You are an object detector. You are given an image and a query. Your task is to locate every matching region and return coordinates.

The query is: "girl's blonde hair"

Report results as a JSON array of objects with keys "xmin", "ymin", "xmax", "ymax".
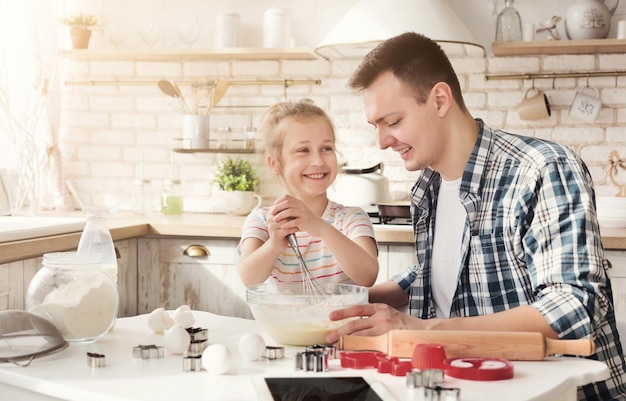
[{"xmin": 259, "ymin": 99, "xmax": 336, "ymax": 160}]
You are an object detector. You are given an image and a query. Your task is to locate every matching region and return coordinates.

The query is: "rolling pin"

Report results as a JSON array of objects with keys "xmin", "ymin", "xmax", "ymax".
[{"xmin": 339, "ymin": 330, "xmax": 595, "ymax": 360}]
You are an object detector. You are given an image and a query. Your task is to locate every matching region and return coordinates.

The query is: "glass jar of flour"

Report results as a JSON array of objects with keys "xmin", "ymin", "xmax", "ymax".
[{"xmin": 25, "ymin": 252, "xmax": 118, "ymax": 344}]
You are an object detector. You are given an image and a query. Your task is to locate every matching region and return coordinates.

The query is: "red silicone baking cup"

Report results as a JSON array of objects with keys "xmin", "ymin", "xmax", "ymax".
[
  {"xmin": 443, "ymin": 357, "xmax": 514, "ymax": 381},
  {"xmin": 411, "ymin": 343, "xmax": 447, "ymax": 370}
]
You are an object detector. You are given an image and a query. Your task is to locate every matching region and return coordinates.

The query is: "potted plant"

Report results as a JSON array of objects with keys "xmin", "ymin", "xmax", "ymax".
[
  {"xmin": 60, "ymin": 13, "xmax": 99, "ymax": 49},
  {"xmin": 214, "ymin": 157, "xmax": 261, "ymax": 215}
]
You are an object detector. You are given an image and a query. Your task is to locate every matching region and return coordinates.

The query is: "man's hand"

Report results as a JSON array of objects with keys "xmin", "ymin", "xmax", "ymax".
[{"xmin": 325, "ymin": 303, "xmax": 417, "ymax": 344}]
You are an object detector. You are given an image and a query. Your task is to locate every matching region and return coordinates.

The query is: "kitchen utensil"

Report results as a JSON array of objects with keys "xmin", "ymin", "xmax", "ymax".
[
  {"xmin": 0, "ymin": 309, "xmax": 69, "ymax": 366},
  {"xmin": 246, "ymin": 282, "xmax": 368, "ymax": 346},
  {"xmin": 331, "ymin": 162, "xmax": 389, "ymax": 214},
  {"xmin": 444, "ymin": 357, "xmax": 514, "ymax": 381},
  {"xmin": 338, "ymin": 330, "xmax": 595, "ymax": 360},
  {"xmin": 212, "ymin": 79, "xmax": 229, "ymax": 107},
  {"xmin": 287, "ymin": 233, "xmax": 332, "ymax": 298},
  {"xmin": 157, "ymin": 80, "xmax": 190, "ymax": 114}
]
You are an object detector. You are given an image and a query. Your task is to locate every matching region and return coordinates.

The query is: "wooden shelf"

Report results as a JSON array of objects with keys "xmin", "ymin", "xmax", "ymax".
[
  {"xmin": 58, "ymin": 47, "xmax": 319, "ymax": 61},
  {"xmin": 173, "ymin": 147, "xmax": 255, "ymax": 154},
  {"xmin": 492, "ymin": 39, "xmax": 626, "ymax": 56}
]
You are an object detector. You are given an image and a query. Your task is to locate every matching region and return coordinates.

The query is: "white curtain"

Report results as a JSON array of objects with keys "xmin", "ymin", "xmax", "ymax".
[{"xmin": 0, "ymin": 0, "xmax": 70, "ymax": 214}]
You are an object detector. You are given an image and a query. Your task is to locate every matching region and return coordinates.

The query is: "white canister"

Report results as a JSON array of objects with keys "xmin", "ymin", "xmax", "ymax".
[
  {"xmin": 214, "ymin": 12, "xmax": 240, "ymax": 48},
  {"xmin": 263, "ymin": 8, "xmax": 292, "ymax": 48},
  {"xmin": 183, "ymin": 115, "xmax": 210, "ymax": 149}
]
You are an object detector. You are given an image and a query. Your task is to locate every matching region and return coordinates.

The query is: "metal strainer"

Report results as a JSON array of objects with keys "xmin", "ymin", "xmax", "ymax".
[{"xmin": 0, "ymin": 309, "xmax": 68, "ymax": 366}]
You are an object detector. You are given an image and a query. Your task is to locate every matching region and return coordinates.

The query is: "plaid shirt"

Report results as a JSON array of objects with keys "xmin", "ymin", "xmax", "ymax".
[{"xmin": 393, "ymin": 120, "xmax": 625, "ymax": 400}]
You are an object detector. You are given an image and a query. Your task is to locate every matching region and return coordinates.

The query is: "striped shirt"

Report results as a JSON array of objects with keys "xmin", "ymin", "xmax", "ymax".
[
  {"xmin": 240, "ymin": 200, "xmax": 376, "ymax": 284},
  {"xmin": 394, "ymin": 120, "xmax": 625, "ymax": 401}
]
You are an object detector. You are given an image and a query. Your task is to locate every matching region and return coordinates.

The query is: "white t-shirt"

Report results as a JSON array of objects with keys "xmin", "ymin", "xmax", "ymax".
[{"xmin": 431, "ymin": 177, "xmax": 466, "ymax": 318}]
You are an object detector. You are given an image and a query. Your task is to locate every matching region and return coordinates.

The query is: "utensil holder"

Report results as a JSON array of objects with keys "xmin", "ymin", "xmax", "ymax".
[{"xmin": 182, "ymin": 115, "xmax": 210, "ymax": 149}]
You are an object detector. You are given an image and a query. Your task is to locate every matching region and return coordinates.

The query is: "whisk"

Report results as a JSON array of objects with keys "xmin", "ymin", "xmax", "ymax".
[{"xmin": 287, "ymin": 234, "xmax": 333, "ymax": 298}]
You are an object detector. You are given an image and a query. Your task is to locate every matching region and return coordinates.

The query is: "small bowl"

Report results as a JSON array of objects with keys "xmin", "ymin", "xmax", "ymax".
[{"xmin": 246, "ymin": 282, "xmax": 368, "ymax": 346}]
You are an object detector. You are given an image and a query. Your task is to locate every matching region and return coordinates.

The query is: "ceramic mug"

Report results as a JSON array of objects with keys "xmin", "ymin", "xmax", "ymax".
[
  {"xmin": 569, "ymin": 86, "xmax": 602, "ymax": 123},
  {"xmin": 517, "ymin": 88, "xmax": 551, "ymax": 120}
]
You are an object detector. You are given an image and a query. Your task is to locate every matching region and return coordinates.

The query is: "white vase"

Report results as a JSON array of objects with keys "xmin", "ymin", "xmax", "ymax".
[
  {"xmin": 565, "ymin": 0, "xmax": 619, "ymax": 40},
  {"xmin": 225, "ymin": 191, "xmax": 262, "ymax": 216}
]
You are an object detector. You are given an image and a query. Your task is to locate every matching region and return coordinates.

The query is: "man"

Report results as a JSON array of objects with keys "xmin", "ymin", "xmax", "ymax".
[{"xmin": 326, "ymin": 32, "xmax": 625, "ymax": 400}]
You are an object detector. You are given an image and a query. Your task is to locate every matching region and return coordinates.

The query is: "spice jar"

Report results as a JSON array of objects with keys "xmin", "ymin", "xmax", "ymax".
[{"xmin": 25, "ymin": 252, "xmax": 119, "ymax": 344}]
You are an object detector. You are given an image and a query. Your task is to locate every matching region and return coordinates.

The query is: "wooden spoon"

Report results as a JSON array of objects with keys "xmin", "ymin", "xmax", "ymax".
[
  {"xmin": 157, "ymin": 79, "xmax": 190, "ymax": 114},
  {"xmin": 212, "ymin": 79, "xmax": 229, "ymax": 107}
]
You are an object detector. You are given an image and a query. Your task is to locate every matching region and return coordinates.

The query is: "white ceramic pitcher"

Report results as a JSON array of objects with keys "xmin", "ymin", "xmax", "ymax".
[{"xmin": 565, "ymin": 0, "xmax": 619, "ymax": 40}]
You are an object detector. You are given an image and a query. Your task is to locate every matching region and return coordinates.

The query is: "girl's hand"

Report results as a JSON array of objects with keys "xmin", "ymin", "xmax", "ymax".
[
  {"xmin": 270, "ymin": 195, "xmax": 323, "ymax": 236},
  {"xmin": 265, "ymin": 212, "xmax": 294, "ymax": 251}
]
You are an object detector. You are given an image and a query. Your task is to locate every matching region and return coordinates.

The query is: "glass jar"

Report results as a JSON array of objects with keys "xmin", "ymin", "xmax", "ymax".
[
  {"xmin": 25, "ymin": 252, "xmax": 119, "ymax": 344},
  {"xmin": 77, "ymin": 210, "xmax": 118, "ymax": 284},
  {"xmin": 495, "ymin": 0, "xmax": 522, "ymax": 42},
  {"xmin": 161, "ymin": 179, "xmax": 183, "ymax": 215}
]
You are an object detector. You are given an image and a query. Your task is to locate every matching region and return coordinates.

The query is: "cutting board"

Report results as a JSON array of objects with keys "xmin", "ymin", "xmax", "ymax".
[{"xmin": 339, "ymin": 330, "xmax": 595, "ymax": 360}]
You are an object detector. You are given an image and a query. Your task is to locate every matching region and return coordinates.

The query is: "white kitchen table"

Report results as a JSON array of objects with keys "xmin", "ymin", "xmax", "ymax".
[{"xmin": 0, "ymin": 311, "xmax": 610, "ymax": 401}]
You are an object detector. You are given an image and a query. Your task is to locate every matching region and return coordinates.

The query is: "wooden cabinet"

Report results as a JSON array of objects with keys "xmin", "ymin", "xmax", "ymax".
[
  {"xmin": 376, "ymin": 243, "xmax": 417, "ymax": 284},
  {"xmin": 0, "ymin": 239, "xmax": 138, "ymax": 318},
  {"xmin": 137, "ymin": 237, "xmax": 252, "ymax": 319}
]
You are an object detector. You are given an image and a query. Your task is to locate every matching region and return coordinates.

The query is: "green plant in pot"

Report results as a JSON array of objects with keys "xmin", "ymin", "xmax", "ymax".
[
  {"xmin": 60, "ymin": 13, "xmax": 99, "ymax": 49},
  {"xmin": 214, "ymin": 157, "xmax": 261, "ymax": 215}
]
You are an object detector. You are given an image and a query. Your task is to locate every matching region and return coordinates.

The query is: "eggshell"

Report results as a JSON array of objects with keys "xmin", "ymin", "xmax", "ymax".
[
  {"xmin": 202, "ymin": 344, "xmax": 232, "ymax": 375},
  {"xmin": 164, "ymin": 326, "xmax": 191, "ymax": 354},
  {"xmin": 147, "ymin": 307, "xmax": 175, "ymax": 333},
  {"xmin": 172, "ymin": 305, "xmax": 195, "ymax": 328},
  {"xmin": 238, "ymin": 332, "xmax": 266, "ymax": 361}
]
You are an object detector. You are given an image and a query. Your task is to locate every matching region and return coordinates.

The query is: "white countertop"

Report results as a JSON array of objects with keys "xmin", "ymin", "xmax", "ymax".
[{"xmin": 0, "ymin": 311, "xmax": 609, "ymax": 401}]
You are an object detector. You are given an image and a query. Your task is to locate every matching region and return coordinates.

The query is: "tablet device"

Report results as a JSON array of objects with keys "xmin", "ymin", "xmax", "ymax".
[{"xmin": 252, "ymin": 376, "xmax": 394, "ymax": 401}]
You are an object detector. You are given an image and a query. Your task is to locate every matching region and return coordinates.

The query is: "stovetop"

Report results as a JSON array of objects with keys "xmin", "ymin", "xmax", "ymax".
[{"xmin": 369, "ymin": 213, "xmax": 412, "ymax": 226}]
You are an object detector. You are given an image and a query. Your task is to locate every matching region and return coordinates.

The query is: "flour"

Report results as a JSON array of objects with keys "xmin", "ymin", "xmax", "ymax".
[{"xmin": 31, "ymin": 274, "xmax": 118, "ymax": 341}]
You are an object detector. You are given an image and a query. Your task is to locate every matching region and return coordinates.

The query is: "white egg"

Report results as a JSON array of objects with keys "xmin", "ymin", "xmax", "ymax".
[
  {"xmin": 238, "ymin": 332, "xmax": 266, "ymax": 361},
  {"xmin": 202, "ymin": 344, "xmax": 232, "ymax": 375},
  {"xmin": 172, "ymin": 305, "xmax": 195, "ymax": 328},
  {"xmin": 164, "ymin": 326, "xmax": 191, "ymax": 354},
  {"xmin": 147, "ymin": 307, "xmax": 175, "ymax": 333}
]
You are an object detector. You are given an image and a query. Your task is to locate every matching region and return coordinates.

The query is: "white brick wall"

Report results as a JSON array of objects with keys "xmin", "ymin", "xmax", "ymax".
[{"xmin": 59, "ymin": 51, "xmax": 626, "ymax": 211}]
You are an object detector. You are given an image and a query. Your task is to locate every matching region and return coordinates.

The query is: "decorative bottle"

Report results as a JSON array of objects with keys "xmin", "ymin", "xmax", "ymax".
[
  {"xmin": 77, "ymin": 209, "xmax": 118, "ymax": 285},
  {"xmin": 495, "ymin": 0, "xmax": 523, "ymax": 42}
]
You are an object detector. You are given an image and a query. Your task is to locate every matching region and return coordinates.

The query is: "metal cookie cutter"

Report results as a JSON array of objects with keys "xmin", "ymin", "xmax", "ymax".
[
  {"xmin": 424, "ymin": 385, "xmax": 461, "ymax": 401},
  {"xmin": 306, "ymin": 344, "xmax": 336, "ymax": 360},
  {"xmin": 406, "ymin": 369, "xmax": 460, "ymax": 401},
  {"xmin": 294, "ymin": 350, "xmax": 327, "ymax": 372},
  {"xmin": 186, "ymin": 340, "xmax": 207, "ymax": 357},
  {"xmin": 186, "ymin": 327, "xmax": 208, "ymax": 342},
  {"xmin": 132, "ymin": 344, "xmax": 164, "ymax": 360},
  {"xmin": 86, "ymin": 352, "xmax": 106, "ymax": 368},
  {"xmin": 183, "ymin": 355, "xmax": 203, "ymax": 372},
  {"xmin": 264, "ymin": 346, "xmax": 285, "ymax": 360}
]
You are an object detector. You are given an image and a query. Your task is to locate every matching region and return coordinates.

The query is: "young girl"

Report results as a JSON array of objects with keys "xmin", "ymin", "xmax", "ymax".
[{"xmin": 238, "ymin": 99, "xmax": 379, "ymax": 287}]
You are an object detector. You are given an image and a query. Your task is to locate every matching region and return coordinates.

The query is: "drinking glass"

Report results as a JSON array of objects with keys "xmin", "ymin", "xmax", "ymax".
[{"xmin": 139, "ymin": 24, "xmax": 162, "ymax": 48}]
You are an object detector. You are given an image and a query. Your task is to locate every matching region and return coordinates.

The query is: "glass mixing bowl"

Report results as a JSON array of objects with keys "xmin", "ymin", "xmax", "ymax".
[{"xmin": 246, "ymin": 282, "xmax": 368, "ymax": 346}]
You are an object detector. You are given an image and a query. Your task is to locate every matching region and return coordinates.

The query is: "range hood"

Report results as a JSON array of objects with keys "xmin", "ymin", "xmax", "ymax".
[{"xmin": 315, "ymin": 0, "xmax": 484, "ymax": 59}]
